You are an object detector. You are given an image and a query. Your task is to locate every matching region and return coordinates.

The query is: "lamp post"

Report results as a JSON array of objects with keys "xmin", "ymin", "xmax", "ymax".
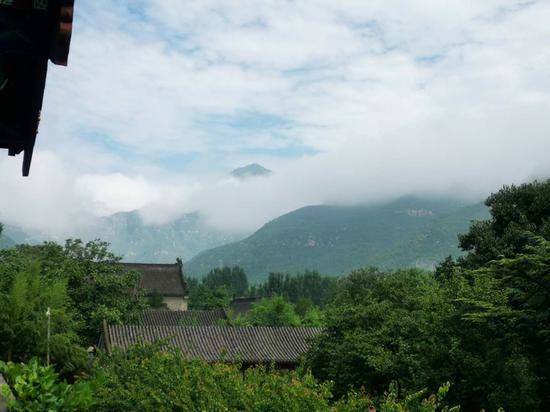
[{"xmin": 46, "ymin": 307, "xmax": 51, "ymax": 366}]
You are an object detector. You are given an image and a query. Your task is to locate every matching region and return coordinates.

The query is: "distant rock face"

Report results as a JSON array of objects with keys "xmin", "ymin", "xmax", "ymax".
[
  {"xmin": 230, "ymin": 163, "xmax": 272, "ymax": 179},
  {"xmin": 405, "ymin": 209, "xmax": 434, "ymax": 217},
  {"xmin": 75, "ymin": 211, "xmax": 248, "ymax": 264},
  {"xmin": 0, "ymin": 211, "xmax": 249, "ymax": 264}
]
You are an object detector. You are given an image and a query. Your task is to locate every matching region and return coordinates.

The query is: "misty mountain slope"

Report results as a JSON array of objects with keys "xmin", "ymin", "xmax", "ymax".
[
  {"xmin": 76, "ymin": 211, "xmax": 248, "ymax": 263},
  {"xmin": 0, "ymin": 233, "xmax": 15, "ymax": 249},
  {"xmin": 185, "ymin": 197, "xmax": 486, "ymax": 281},
  {"xmin": 377, "ymin": 202, "xmax": 489, "ymax": 269},
  {"xmin": 2, "ymin": 224, "xmax": 36, "ymax": 245},
  {"xmin": 0, "ymin": 211, "xmax": 248, "ymax": 263}
]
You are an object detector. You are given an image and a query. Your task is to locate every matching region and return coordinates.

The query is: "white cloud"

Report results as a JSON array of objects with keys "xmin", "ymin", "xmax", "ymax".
[
  {"xmin": 0, "ymin": 152, "xmax": 89, "ymax": 234},
  {"xmin": 2, "ymin": 0, "xmax": 550, "ymax": 234}
]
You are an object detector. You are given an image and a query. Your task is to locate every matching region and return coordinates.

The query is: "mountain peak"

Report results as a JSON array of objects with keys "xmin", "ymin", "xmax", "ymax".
[{"xmin": 230, "ymin": 163, "xmax": 272, "ymax": 179}]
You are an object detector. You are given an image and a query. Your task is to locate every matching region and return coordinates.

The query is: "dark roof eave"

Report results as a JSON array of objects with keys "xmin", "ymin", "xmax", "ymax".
[{"xmin": 145, "ymin": 292, "xmax": 186, "ymax": 298}]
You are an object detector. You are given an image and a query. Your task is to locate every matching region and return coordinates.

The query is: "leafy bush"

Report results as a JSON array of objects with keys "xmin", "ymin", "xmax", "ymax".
[
  {"xmin": 85, "ymin": 343, "xmax": 457, "ymax": 411},
  {"xmin": 233, "ymin": 295, "xmax": 302, "ymax": 326},
  {"xmin": 231, "ymin": 295, "xmax": 325, "ymax": 327},
  {"xmin": 87, "ymin": 343, "xmax": 332, "ymax": 411},
  {"xmin": 0, "ymin": 358, "xmax": 92, "ymax": 411},
  {"xmin": 333, "ymin": 382, "xmax": 459, "ymax": 412}
]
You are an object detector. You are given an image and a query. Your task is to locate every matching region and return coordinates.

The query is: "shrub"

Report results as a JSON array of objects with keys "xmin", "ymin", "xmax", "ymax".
[
  {"xmin": 87, "ymin": 343, "xmax": 332, "ymax": 411},
  {"xmin": 0, "ymin": 358, "xmax": 92, "ymax": 411}
]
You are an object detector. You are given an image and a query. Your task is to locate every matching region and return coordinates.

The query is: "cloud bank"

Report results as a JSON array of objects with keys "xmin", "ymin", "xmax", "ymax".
[{"xmin": 2, "ymin": 0, "xmax": 550, "ymax": 234}]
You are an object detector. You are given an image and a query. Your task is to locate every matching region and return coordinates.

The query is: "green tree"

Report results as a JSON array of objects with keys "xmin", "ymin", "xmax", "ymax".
[
  {"xmin": 0, "ymin": 239, "xmax": 148, "ymax": 345},
  {"xmin": 305, "ymin": 264, "xmax": 544, "ymax": 410},
  {"xmin": 305, "ymin": 268, "xmax": 449, "ymax": 398},
  {"xmin": 456, "ymin": 179, "xmax": 550, "ymax": 269},
  {"xmin": 234, "ymin": 296, "xmax": 302, "ymax": 326},
  {"xmin": 0, "ymin": 262, "xmax": 85, "ymax": 372},
  {"xmin": 84, "ymin": 343, "xmax": 457, "ymax": 411},
  {"xmin": 436, "ymin": 180, "xmax": 550, "ymax": 409},
  {"xmin": 202, "ymin": 266, "xmax": 249, "ymax": 297},
  {"xmin": 257, "ymin": 270, "xmax": 337, "ymax": 307},
  {"xmin": 57, "ymin": 239, "xmax": 149, "ymax": 342},
  {"xmin": 147, "ymin": 289, "xmax": 168, "ymax": 309},
  {"xmin": 441, "ymin": 239, "xmax": 548, "ymax": 410},
  {"xmin": 188, "ymin": 284, "xmax": 232, "ymax": 310}
]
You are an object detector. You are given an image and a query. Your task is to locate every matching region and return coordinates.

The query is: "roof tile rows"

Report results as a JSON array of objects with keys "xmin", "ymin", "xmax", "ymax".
[
  {"xmin": 121, "ymin": 262, "xmax": 185, "ymax": 297},
  {"xmin": 102, "ymin": 324, "xmax": 322, "ymax": 365}
]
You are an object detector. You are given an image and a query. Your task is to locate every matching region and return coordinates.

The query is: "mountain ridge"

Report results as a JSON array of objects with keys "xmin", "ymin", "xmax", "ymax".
[
  {"xmin": 185, "ymin": 197, "xmax": 489, "ymax": 281},
  {"xmin": 1, "ymin": 211, "xmax": 248, "ymax": 263}
]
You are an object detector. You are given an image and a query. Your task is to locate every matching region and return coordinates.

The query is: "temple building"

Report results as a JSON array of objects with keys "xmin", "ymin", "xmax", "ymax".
[
  {"xmin": 122, "ymin": 262, "xmax": 188, "ymax": 311},
  {"xmin": 100, "ymin": 323, "xmax": 322, "ymax": 369}
]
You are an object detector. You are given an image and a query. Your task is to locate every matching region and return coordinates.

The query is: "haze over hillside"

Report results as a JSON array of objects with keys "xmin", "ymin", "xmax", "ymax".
[
  {"xmin": 185, "ymin": 197, "xmax": 489, "ymax": 282},
  {"xmin": 1, "ymin": 194, "xmax": 489, "ymax": 273},
  {"xmin": 2, "ymin": 211, "xmax": 248, "ymax": 263},
  {"xmin": 0, "ymin": 232, "xmax": 14, "ymax": 249},
  {"xmin": 1, "ymin": 1, "xmax": 549, "ymax": 249}
]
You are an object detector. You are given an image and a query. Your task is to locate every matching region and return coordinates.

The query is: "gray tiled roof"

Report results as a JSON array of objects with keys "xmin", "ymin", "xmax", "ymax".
[
  {"xmin": 139, "ymin": 310, "xmax": 227, "ymax": 326},
  {"xmin": 122, "ymin": 263, "xmax": 185, "ymax": 297},
  {"xmin": 101, "ymin": 324, "xmax": 322, "ymax": 365}
]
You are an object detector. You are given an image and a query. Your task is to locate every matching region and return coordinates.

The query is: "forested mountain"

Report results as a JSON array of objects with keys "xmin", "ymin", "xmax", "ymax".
[
  {"xmin": 1, "ymin": 197, "xmax": 488, "ymax": 270},
  {"xmin": 185, "ymin": 197, "xmax": 489, "ymax": 281}
]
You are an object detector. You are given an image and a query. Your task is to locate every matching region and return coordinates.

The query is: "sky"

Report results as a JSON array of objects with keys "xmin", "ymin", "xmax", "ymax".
[{"xmin": 1, "ymin": 0, "xmax": 550, "ymax": 234}]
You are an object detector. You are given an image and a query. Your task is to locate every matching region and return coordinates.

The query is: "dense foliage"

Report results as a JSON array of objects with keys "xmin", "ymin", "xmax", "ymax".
[
  {"xmin": 0, "ymin": 262, "xmax": 85, "ymax": 374},
  {"xmin": 307, "ymin": 180, "xmax": 550, "ymax": 411},
  {"xmin": 186, "ymin": 276, "xmax": 232, "ymax": 310},
  {"xmin": 0, "ymin": 359, "xmax": 93, "ymax": 411},
  {"xmin": 186, "ymin": 265, "xmax": 251, "ymax": 310},
  {"xmin": 87, "ymin": 344, "xmax": 331, "ymax": 411},
  {"xmin": 84, "ymin": 343, "xmax": 455, "ymax": 412},
  {"xmin": 456, "ymin": 180, "xmax": 550, "ymax": 268},
  {"xmin": 0, "ymin": 240, "xmax": 148, "ymax": 375},
  {"xmin": 202, "ymin": 265, "xmax": 249, "ymax": 296},
  {"xmin": 187, "ymin": 267, "xmax": 336, "ymax": 319},
  {"xmin": 233, "ymin": 295, "xmax": 324, "ymax": 327},
  {"xmin": 252, "ymin": 270, "xmax": 337, "ymax": 307},
  {"xmin": 186, "ymin": 267, "xmax": 330, "ymax": 326}
]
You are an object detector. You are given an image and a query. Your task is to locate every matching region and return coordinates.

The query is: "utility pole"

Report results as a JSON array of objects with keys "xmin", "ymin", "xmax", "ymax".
[{"xmin": 46, "ymin": 307, "xmax": 51, "ymax": 366}]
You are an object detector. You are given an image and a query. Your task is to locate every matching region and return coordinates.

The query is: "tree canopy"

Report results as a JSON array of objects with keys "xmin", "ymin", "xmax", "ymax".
[
  {"xmin": 307, "ymin": 181, "xmax": 550, "ymax": 411},
  {"xmin": 0, "ymin": 239, "xmax": 148, "ymax": 374}
]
